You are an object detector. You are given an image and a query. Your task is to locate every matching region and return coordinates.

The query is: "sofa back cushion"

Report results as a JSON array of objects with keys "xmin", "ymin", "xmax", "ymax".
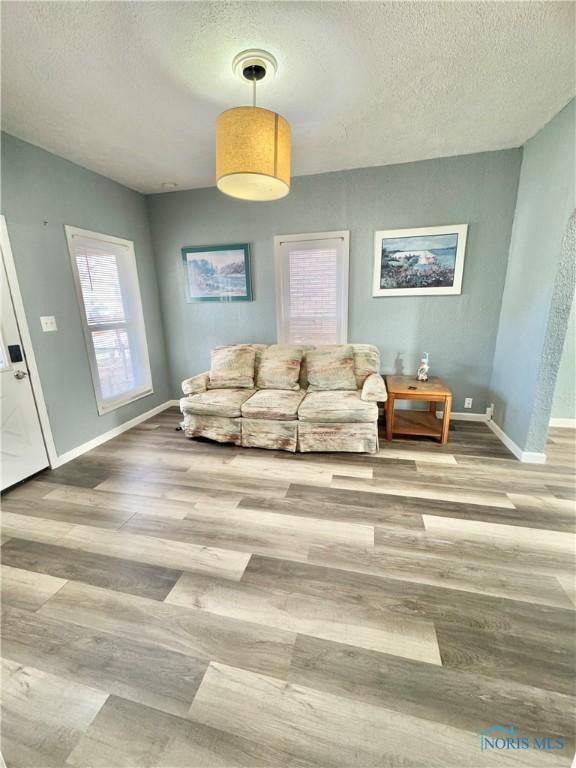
[
  {"xmin": 298, "ymin": 344, "xmax": 380, "ymax": 389},
  {"xmin": 256, "ymin": 345, "xmax": 303, "ymax": 391},
  {"xmin": 305, "ymin": 345, "xmax": 357, "ymax": 391},
  {"xmin": 352, "ymin": 344, "xmax": 381, "ymax": 388},
  {"xmin": 205, "ymin": 342, "xmax": 380, "ymax": 390},
  {"xmin": 208, "ymin": 345, "xmax": 256, "ymax": 389}
]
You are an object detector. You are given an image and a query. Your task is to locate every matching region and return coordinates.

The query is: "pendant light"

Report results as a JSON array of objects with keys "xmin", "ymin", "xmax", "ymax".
[{"xmin": 216, "ymin": 50, "xmax": 291, "ymax": 201}]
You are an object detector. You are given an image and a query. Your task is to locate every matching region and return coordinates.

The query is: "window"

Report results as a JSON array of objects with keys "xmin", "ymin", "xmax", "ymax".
[
  {"xmin": 274, "ymin": 231, "xmax": 349, "ymax": 344},
  {"xmin": 66, "ymin": 226, "xmax": 152, "ymax": 414}
]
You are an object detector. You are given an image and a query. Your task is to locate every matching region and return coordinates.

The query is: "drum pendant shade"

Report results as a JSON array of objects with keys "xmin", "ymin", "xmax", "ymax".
[{"xmin": 216, "ymin": 106, "xmax": 291, "ymax": 201}]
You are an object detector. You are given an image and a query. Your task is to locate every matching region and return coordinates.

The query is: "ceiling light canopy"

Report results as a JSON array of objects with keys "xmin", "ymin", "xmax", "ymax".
[{"xmin": 216, "ymin": 50, "xmax": 291, "ymax": 202}]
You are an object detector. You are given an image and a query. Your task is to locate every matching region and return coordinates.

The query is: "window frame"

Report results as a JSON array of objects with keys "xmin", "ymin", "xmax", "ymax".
[
  {"xmin": 65, "ymin": 225, "xmax": 153, "ymax": 415},
  {"xmin": 274, "ymin": 230, "xmax": 350, "ymax": 345}
]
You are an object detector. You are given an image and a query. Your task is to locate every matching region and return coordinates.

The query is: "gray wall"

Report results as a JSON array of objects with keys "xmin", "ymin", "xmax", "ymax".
[
  {"xmin": 148, "ymin": 150, "xmax": 521, "ymax": 413},
  {"xmin": 489, "ymin": 101, "xmax": 576, "ymax": 452},
  {"xmin": 552, "ymin": 299, "xmax": 575, "ymax": 420},
  {"xmin": 1, "ymin": 133, "xmax": 171, "ymax": 456}
]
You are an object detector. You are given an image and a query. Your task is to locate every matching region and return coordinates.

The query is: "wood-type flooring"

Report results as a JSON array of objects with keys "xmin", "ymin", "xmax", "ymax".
[{"xmin": 1, "ymin": 409, "xmax": 575, "ymax": 767}]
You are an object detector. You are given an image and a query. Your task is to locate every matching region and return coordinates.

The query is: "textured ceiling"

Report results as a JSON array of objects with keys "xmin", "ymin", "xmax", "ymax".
[{"xmin": 2, "ymin": 1, "xmax": 574, "ymax": 193}]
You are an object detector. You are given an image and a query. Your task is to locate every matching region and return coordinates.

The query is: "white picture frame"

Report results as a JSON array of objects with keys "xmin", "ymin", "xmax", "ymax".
[{"xmin": 372, "ymin": 224, "xmax": 468, "ymax": 297}]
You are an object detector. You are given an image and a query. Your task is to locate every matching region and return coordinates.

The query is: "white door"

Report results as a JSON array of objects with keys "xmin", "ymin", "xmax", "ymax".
[{"xmin": 1, "ymin": 245, "xmax": 49, "ymax": 490}]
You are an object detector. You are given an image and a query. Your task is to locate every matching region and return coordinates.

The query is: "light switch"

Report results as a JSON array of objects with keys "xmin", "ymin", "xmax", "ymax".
[{"xmin": 40, "ymin": 316, "xmax": 58, "ymax": 332}]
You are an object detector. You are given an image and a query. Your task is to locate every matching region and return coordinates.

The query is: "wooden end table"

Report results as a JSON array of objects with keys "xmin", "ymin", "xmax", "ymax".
[{"xmin": 384, "ymin": 375, "xmax": 452, "ymax": 444}]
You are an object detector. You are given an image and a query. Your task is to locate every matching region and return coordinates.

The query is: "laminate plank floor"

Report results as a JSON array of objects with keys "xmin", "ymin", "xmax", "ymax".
[
  {"xmin": 1, "ymin": 410, "xmax": 575, "ymax": 767},
  {"xmin": 1, "ymin": 538, "xmax": 182, "ymax": 600}
]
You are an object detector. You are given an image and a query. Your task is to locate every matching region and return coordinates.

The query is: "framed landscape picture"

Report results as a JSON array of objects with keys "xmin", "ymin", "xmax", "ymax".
[
  {"xmin": 182, "ymin": 243, "xmax": 252, "ymax": 302},
  {"xmin": 372, "ymin": 224, "xmax": 468, "ymax": 297}
]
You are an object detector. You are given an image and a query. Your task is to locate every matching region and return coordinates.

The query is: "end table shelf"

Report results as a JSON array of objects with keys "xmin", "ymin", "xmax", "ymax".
[{"xmin": 384, "ymin": 375, "xmax": 453, "ymax": 444}]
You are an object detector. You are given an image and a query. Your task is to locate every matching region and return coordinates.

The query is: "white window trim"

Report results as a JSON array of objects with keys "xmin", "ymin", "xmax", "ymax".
[
  {"xmin": 274, "ymin": 230, "xmax": 350, "ymax": 345},
  {"xmin": 65, "ymin": 225, "xmax": 153, "ymax": 415}
]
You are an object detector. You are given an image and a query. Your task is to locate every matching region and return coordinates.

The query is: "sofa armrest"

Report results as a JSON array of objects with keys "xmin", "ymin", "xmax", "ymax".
[
  {"xmin": 182, "ymin": 372, "xmax": 209, "ymax": 396},
  {"xmin": 361, "ymin": 373, "xmax": 388, "ymax": 402}
]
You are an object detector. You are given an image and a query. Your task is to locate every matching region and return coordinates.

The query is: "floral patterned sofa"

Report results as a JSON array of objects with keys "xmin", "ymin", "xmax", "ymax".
[{"xmin": 180, "ymin": 343, "xmax": 387, "ymax": 453}]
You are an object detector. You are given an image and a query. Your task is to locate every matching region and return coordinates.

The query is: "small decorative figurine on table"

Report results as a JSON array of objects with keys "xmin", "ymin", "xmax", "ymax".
[{"xmin": 417, "ymin": 352, "xmax": 430, "ymax": 382}]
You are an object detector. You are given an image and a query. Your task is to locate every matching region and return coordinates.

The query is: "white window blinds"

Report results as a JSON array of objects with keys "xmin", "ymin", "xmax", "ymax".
[
  {"xmin": 66, "ymin": 227, "xmax": 152, "ymax": 414},
  {"xmin": 75, "ymin": 250, "xmax": 126, "ymax": 325},
  {"xmin": 275, "ymin": 232, "xmax": 349, "ymax": 345}
]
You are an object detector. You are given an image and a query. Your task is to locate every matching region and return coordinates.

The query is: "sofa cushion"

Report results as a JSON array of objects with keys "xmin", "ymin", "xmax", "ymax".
[
  {"xmin": 256, "ymin": 345, "xmax": 303, "ymax": 391},
  {"xmin": 306, "ymin": 346, "xmax": 357, "ymax": 391},
  {"xmin": 241, "ymin": 389, "xmax": 306, "ymax": 420},
  {"xmin": 180, "ymin": 389, "xmax": 256, "ymax": 418},
  {"xmin": 208, "ymin": 346, "xmax": 256, "ymax": 389},
  {"xmin": 298, "ymin": 391, "xmax": 378, "ymax": 423}
]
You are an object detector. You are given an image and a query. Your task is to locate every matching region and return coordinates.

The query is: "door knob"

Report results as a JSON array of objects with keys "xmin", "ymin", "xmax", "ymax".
[{"xmin": 14, "ymin": 370, "xmax": 28, "ymax": 380}]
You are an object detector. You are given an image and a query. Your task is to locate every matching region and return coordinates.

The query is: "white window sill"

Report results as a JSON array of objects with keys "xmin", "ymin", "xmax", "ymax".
[{"xmin": 97, "ymin": 386, "xmax": 154, "ymax": 416}]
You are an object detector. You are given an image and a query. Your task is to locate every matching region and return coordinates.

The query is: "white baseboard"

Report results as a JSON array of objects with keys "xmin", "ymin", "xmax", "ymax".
[
  {"xmin": 439, "ymin": 410, "xmax": 490, "ymax": 422},
  {"xmin": 52, "ymin": 400, "xmax": 176, "ymax": 468},
  {"xmin": 519, "ymin": 452, "xmax": 547, "ymax": 464},
  {"xmin": 549, "ymin": 417, "xmax": 576, "ymax": 428},
  {"xmin": 394, "ymin": 408, "xmax": 490, "ymax": 422},
  {"xmin": 487, "ymin": 419, "xmax": 546, "ymax": 464}
]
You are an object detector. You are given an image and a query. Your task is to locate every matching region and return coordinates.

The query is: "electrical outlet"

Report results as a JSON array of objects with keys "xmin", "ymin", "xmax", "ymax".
[
  {"xmin": 40, "ymin": 316, "xmax": 57, "ymax": 332},
  {"xmin": 464, "ymin": 397, "xmax": 473, "ymax": 409}
]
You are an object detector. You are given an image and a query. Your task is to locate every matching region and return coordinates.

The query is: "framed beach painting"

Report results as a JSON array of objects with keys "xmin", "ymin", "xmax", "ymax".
[
  {"xmin": 372, "ymin": 224, "xmax": 468, "ymax": 297},
  {"xmin": 182, "ymin": 243, "xmax": 252, "ymax": 302}
]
